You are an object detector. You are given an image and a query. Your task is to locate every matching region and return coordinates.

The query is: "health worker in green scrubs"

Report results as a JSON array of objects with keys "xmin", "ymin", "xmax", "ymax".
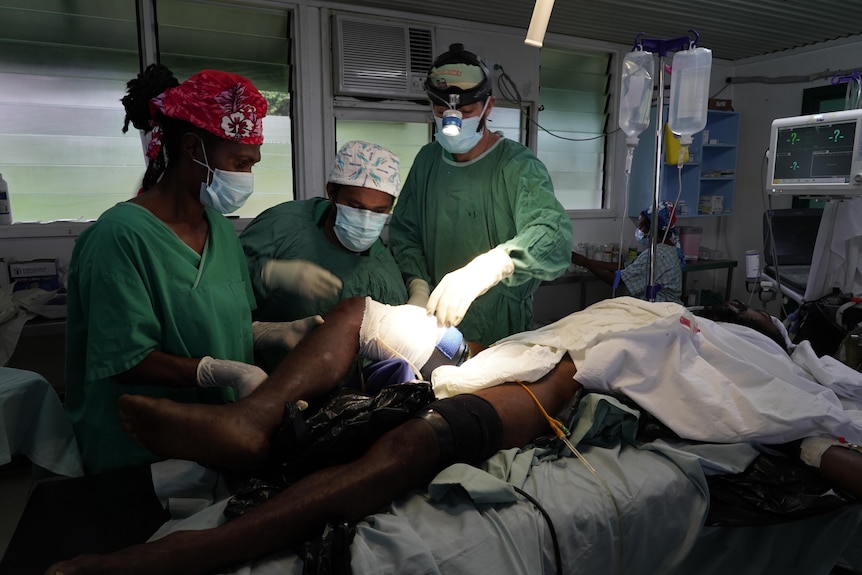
[
  {"xmin": 65, "ymin": 65, "xmax": 320, "ymax": 474},
  {"xmin": 241, "ymin": 140, "xmax": 408, "ymax": 371},
  {"xmin": 389, "ymin": 44, "xmax": 573, "ymax": 346}
]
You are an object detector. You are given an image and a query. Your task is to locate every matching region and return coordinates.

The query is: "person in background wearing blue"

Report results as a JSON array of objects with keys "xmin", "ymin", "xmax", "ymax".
[
  {"xmin": 572, "ymin": 201, "xmax": 684, "ymax": 303},
  {"xmin": 389, "ymin": 43, "xmax": 573, "ymax": 346},
  {"xmin": 65, "ymin": 65, "xmax": 320, "ymax": 475},
  {"xmin": 240, "ymin": 140, "xmax": 407, "ymax": 371}
]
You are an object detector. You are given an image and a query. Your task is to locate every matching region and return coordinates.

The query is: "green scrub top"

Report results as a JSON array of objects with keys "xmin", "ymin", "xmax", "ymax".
[
  {"xmin": 241, "ymin": 197, "xmax": 407, "ymax": 321},
  {"xmin": 65, "ymin": 203, "xmax": 255, "ymax": 474},
  {"xmin": 389, "ymin": 138, "xmax": 573, "ymax": 345}
]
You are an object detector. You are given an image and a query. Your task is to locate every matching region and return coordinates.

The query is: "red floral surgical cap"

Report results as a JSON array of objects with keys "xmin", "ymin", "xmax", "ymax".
[{"xmin": 150, "ymin": 69, "xmax": 267, "ymax": 144}]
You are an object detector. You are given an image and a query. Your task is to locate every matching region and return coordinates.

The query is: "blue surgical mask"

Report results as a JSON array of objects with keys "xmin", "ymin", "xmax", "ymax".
[
  {"xmin": 635, "ymin": 228, "xmax": 649, "ymax": 246},
  {"xmin": 434, "ymin": 99, "xmax": 489, "ymax": 155},
  {"xmin": 194, "ymin": 143, "xmax": 254, "ymax": 214},
  {"xmin": 333, "ymin": 204, "xmax": 389, "ymax": 252}
]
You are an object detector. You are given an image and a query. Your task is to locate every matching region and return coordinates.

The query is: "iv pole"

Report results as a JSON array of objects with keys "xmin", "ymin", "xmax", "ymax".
[{"xmin": 631, "ymin": 31, "xmax": 700, "ymax": 301}]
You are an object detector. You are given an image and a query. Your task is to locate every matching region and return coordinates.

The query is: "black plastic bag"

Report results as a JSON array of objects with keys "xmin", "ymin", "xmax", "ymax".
[
  {"xmin": 706, "ymin": 450, "xmax": 854, "ymax": 527},
  {"xmin": 224, "ymin": 379, "xmax": 435, "ymax": 518},
  {"xmin": 300, "ymin": 522, "xmax": 356, "ymax": 575},
  {"xmin": 793, "ymin": 292, "xmax": 852, "ymax": 357}
]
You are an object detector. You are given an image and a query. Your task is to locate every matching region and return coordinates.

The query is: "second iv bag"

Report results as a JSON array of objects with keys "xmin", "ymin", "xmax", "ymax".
[
  {"xmin": 619, "ymin": 50, "xmax": 654, "ymax": 145},
  {"xmin": 668, "ymin": 46, "xmax": 712, "ymax": 145}
]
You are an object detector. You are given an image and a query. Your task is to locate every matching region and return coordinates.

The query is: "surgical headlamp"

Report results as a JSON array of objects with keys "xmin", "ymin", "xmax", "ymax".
[
  {"xmin": 424, "ymin": 44, "xmax": 492, "ymax": 138},
  {"xmin": 441, "ymin": 95, "xmax": 463, "ymax": 136}
]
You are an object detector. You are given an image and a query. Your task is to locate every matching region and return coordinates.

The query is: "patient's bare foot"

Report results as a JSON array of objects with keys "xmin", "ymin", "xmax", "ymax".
[
  {"xmin": 43, "ymin": 531, "xmax": 221, "ymax": 575},
  {"xmin": 43, "ymin": 549, "xmax": 172, "ymax": 575},
  {"xmin": 118, "ymin": 394, "xmax": 271, "ymax": 472}
]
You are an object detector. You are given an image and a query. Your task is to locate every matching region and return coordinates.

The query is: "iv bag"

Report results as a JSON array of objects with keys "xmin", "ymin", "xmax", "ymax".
[
  {"xmin": 618, "ymin": 50, "xmax": 655, "ymax": 144},
  {"xmin": 846, "ymin": 77, "xmax": 862, "ymax": 110},
  {"xmin": 668, "ymin": 47, "xmax": 712, "ymax": 143}
]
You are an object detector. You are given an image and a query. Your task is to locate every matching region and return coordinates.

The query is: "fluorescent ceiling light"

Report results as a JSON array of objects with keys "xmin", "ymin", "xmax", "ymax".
[{"xmin": 524, "ymin": 0, "xmax": 555, "ymax": 47}]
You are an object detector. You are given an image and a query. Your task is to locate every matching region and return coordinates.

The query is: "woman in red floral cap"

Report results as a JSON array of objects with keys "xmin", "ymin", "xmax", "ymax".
[{"xmin": 64, "ymin": 65, "xmax": 321, "ymax": 474}]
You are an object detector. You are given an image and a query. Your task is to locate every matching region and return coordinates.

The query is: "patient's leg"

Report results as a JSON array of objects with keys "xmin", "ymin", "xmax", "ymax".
[
  {"xmin": 45, "ymin": 358, "xmax": 579, "ymax": 575},
  {"xmin": 819, "ymin": 445, "xmax": 862, "ymax": 499},
  {"xmin": 120, "ymin": 297, "xmax": 463, "ymax": 472},
  {"xmin": 120, "ymin": 296, "xmax": 368, "ymax": 471}
]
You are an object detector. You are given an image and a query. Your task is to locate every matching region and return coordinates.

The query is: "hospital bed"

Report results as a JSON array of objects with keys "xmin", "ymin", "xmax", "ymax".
[
  {"xmin": 138, "ymin": 395, "xmax": 862, "ymax": 575},
  {"xmin": 4, "ymin": 371, "xmax": 862, "ymax": 574}
]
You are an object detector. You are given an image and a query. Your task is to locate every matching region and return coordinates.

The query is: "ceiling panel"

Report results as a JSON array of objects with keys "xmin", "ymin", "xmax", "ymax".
[{"xmin": 350, "ymin": 0, "xmax": 862, "ymax": 61}]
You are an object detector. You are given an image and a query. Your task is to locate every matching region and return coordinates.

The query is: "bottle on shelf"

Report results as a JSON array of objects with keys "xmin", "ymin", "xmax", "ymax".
[{"xmin": 0, "ymin": 174, "xmax": 11, "ymax": 225}]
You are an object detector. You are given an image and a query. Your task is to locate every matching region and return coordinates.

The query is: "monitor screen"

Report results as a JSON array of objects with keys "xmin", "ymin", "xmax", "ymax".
[
  {"xmin": 767, "ymin": 109, "xmax": 862, "ymax": 196},
  {"xmin": 762, "ymin": 208, "xmax": 823, "ymax": 267}
]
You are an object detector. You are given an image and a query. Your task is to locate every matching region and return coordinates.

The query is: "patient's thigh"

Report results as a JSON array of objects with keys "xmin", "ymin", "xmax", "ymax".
[{"xmin": 476, "ymin": 357, "xmax": 579, "ymax": 448}]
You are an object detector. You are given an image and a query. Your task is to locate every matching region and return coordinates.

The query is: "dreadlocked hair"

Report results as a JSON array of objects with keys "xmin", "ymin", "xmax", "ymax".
[
  {"xmin": 121, "ymin": 64, "xmax": 178, "ymax": 133},
  {"xmin": 121, "ymin": 64, "xmax": 180, "ymax": 191}
]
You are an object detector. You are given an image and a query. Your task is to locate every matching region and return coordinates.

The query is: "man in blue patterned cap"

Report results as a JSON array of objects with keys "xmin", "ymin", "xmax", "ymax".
[
  {"xmin": 240, "ymin": 140, "xmax": 408, "ymax": 371},
  {"xmin": 572, "ymin": 201, "xmax": 684, "ymax": 303}
]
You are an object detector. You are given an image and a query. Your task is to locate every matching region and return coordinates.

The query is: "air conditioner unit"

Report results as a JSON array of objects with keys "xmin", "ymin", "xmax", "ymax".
[{"xmin": 333, "ymin": 14, "xmax": 434, "ymax": 100}]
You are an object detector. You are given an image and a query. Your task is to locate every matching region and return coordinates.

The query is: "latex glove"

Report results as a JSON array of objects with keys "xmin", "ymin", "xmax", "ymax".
[
  {"xmin": 196, "ymin": 356, "xmax": 268, "ymax": 399},
  {"xmin": 261, "ymin": 259, "xmax": 342, "ymax": 300},
  {"xmin": 406, "ymin": 278, "xmax": 430, "ymax": 307},
  {"xmin": 252, "ymin": 316, "xmax": 324, "ymax": 350},
  {"xmin": 427, "ymin": 246, "xmax": 514, "ymax": 328}
]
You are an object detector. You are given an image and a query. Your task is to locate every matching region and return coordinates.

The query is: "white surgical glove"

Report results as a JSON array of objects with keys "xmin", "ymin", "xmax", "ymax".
[
  {"xmin": 427, "ymin": 246, "xmax": 514, "ymax": 328},
  {"xmin": 252, "ymin": 316, "xmax": 324, "ymax": 350},
  {"xmin": 196, "ymin": 356, "xmax": 268, "ymax": 399},
  {"xmin": 406, "ymin": 278, "xmax": 431, "ymax": 307},
  {"xmin": 261, "ymin": 259, "xmax": 342, "ymax": 300}
]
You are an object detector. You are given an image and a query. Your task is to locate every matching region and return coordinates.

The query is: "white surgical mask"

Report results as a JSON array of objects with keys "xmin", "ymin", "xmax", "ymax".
[
  {"xmin": 333, "ymin": 204, "xmax": 389, "ymax": 252},
  {"xmin": 434, "ymin": 99, "xmax": 490, "ymax": 155},
  {"xmin": 194, "ymin": 143, "xmax": 254, "ymax": 214},
  {"xmin": 635, "ymin": 228, "xmax": 649, "ymax": 246}
]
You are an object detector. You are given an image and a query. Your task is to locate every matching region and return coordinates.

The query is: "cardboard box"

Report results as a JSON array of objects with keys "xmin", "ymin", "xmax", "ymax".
[
  {"xmin": 708, "ymin": 98, "xmax": 733, "ymax": 111},
  {"xmin": 8, "ymin": 258, "xmax": 60, "ymax": 292}
]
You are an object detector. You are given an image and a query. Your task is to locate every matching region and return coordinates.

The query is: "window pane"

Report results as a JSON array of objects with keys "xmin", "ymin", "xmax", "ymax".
[
  {"xmin": 0, "ymin": 0, "xmax": 141, "ymax": 222},
  {"xmin": 538, "ymin": 47, "xmax": 611, "ymax": 210},
  {"xmin": 335, "ymin": 120, "xmax": 431, "ymax": 189},
  {"xmin": 334, "ymin": 107, "xmax": 520, "ymax": 189},
  {"xmin": 157, "ymin": 0, "xmax": 293, "ymax": 218},
  {"xmin": 488, "ymin": 105, "xmax": 523, "ymax": 144}
]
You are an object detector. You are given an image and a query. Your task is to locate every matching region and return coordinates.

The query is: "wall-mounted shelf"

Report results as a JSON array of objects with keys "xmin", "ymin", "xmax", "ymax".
[{"xmin": 628, "ymin": 109, "xmax": 740, "ymax": 217}]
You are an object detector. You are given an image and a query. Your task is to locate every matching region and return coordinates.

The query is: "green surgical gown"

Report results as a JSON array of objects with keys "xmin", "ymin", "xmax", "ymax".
[
  {"xmin": 240, "ymin": 198, "xmax": 407, "ymax": 371},
  {"xmin": 65, "ymin": 203, "xmax": 255, "ymax": 474},
  {"xmin": 389, "ymin": 138, "xmax": 573, "ymax": 346},
  {"xmin": 241, "ymin": 197, "xmax": 407, "ymax": 321}
]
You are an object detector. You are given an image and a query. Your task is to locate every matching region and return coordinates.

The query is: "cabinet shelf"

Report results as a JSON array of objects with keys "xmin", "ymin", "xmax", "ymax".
[{"xmin": 628, "ymin": 109, "xmax": 740, "ymax": 217}]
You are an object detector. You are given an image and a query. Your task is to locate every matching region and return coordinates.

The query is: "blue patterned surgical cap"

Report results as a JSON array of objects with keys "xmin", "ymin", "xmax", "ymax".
[{"xmin": 329, "ymin": 140, "xmax": 401, "ymax": 198}]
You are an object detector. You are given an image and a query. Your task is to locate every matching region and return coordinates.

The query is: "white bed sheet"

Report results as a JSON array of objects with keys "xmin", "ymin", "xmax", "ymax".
[{"xmin": 0, "ymin": 367, "xmax": 82, "ymax": 477}]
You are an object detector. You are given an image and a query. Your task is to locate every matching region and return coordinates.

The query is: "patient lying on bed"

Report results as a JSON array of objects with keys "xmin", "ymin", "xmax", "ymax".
[{"xmin": 45, "ymin": 296, "xmax": 862, "ymax": 575}]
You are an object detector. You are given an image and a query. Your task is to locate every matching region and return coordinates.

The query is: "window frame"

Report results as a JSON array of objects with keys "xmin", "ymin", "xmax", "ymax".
[{"xmin": 0, "ymin": 0, "xmax": 296, "ymax": 235}]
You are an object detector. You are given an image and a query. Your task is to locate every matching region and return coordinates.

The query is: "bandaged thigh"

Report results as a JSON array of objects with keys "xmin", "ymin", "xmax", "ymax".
[
  {"xmin": 414, "ymin": 394, "xmax": 503, "ymax": 467},
  {"xmin": 359, "ymin": 297, "xmax": 468, "ymax": 378}
]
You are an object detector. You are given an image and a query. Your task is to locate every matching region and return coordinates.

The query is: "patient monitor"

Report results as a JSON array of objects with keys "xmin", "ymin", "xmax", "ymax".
[{"xmin": 767, "ymin": 108, "xmax": 862, "ymax": 197}]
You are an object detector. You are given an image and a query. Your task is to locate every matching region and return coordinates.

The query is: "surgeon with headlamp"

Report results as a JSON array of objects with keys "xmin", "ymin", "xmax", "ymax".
[{"xmin": 390, "ymin": 43, "xmax": 572, "ymax": 345}]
